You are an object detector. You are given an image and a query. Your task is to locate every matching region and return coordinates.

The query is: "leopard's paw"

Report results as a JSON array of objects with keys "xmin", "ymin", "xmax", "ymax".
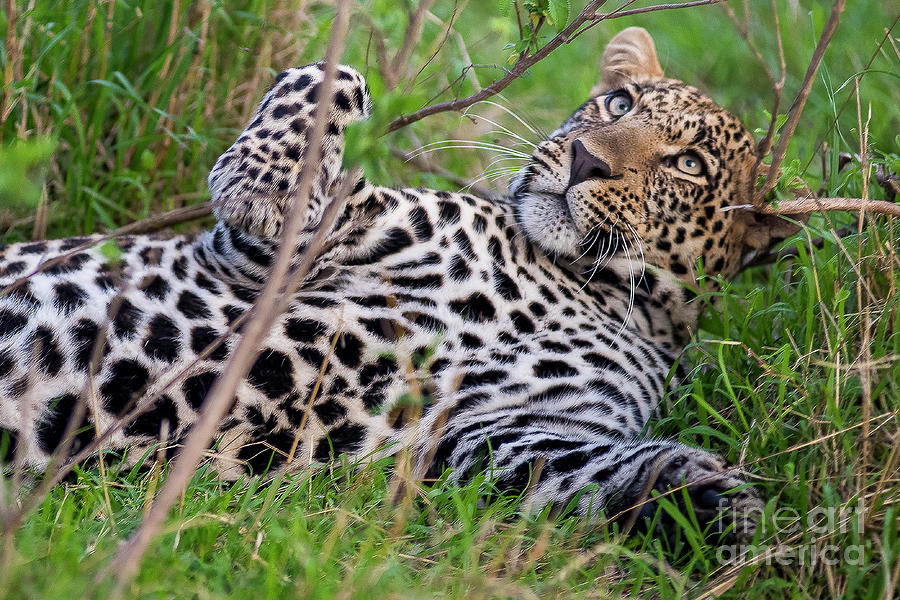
[{"xmin": 649, "ymin": 448, "xmax": 763, "ymax": 542}]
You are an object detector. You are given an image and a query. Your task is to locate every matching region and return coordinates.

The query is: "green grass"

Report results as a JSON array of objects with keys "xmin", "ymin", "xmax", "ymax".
[{"xmin": 1, "ymin": 1, "xmax": 899, "ymax": 598}]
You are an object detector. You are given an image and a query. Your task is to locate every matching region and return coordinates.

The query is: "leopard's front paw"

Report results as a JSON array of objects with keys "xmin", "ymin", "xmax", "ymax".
[{"xmin": 649, "ymin": 448, "xmax": 763, "ymax": 542}]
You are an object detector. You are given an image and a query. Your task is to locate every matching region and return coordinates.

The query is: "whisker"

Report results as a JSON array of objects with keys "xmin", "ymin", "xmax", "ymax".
[
  {"xmin": 406, "ymin": 143, "xmax": 532, "ymax": 162},
  {"xmin": 410, "ymin": 139, "xmax": 532, "ymax": 155},
  {"xmin": 481, "ymin": 156, "xmax": 529, "ymax": 169},
  {"xmin": 468, "ymin": 100, "xmax": 543, "ymax": 139},
  {"xmin": 615, "ymin": 234, "xmax": 637, "ymax": 340},
  {"xmin": 406, "ymin": 145, "xmax": 530, "ymax": 159},
  {"xmin": 462, "ymin": 168, "xmax": 524, "ymax": 191},
  {"xmin": 624, "ymin": 222, "xmax": 646, "ymax": 283},
  {"xmin": 485, "ymin": 172, "xmax": 522, "ymax": 182},
  {"xmin": 585, "ymin": 228, "xmax": 618, "ymax": 288},
  {"xmin": 477, "ymin": 127, "xmax": 535, "ymax": 147},
  {"xmin": 483, "ymin": 165, "xmax": 526, "ymax": 176},
  {"xmin": 462, "ymin": 110, "xmax": 537, "ymax": 148},
  {"xmin": 406, "ymin": 146, "xmax": 531, "ymax": 163},
  {"xmin": 460, "ymin": 156, "xmax": 527, "ymax": 191},
  {"xmin": 572, "ymin": 221, "xmax": 605, "ymax": 264}
]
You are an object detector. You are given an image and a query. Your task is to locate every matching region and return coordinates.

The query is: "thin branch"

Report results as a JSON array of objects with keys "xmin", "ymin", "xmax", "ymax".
[
  {"xmin": 386, "ymin": 0, "xmax": 609, "ymax": 133},
  {"xmin": 363, "ymin": 14, "xmax": 391, "ymax": 76},
  {"xmin": 114, "ymin": 202, "xmax": 213, "ymax": 234},
  {"xmin": 1, "ymin": 202, "xmax": 213, "ymax": 299},
  {"xmin": 590, "ymin": 0, "xmax": 724, "ymax": 21},
  {"xmin": 754, "ymin": 197, "xmax": 900, "ymax": 217},
  {"xmin": 724, "ymin": 0, "xmax": 787, "ymax": 206},
  {"xmin": 411, "ymin": 0, "xmax": 463, "ymax": 91},
  {"xmin": 384, "ymin": 0, "xmax": 739, "ymax": 134},
  {"xmin": 757, "ymin": 0, "xmax": 846, "ymax": 203},
  {"xmin": 104, "ymin": 0, "xmax": 354, "ymax": 589},
  {"xmin": 726, "ymin": 0, "xmax": 785, "ymax": 160}
]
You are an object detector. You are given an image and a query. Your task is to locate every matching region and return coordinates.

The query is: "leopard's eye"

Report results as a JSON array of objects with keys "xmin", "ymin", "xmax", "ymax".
[
  {"xmin": 604, "ymin": 91, "xmax": 633, "ymax": 117},
  {"xmin": 675, "ymin": 152, "xmax": 705, "ymax": 176}
]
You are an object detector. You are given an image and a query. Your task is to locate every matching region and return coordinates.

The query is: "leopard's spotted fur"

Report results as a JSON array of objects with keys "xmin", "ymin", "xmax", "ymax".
[{"xmin": 0, "ymin": 29, "xmax": 791, "ymax": 538}]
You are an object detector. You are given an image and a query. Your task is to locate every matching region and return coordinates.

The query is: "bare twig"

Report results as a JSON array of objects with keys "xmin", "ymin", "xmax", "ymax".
[
  {"xmin": 591, "ymin": 0, "xmax": 724, "ymax": 21},
  {"xmin": 115, "ymin": 202, "xmax": 213, "ymax": 234},
  {"xmin": 104, "ymin": 0, "xmax": 354, "ymax": 589},
  {"xmin": 756, "ymin": 197, "xmax": 900, "ymax": 217},
  {"xmin": 725, "ymin": 0, "xmax": 787, "ymax": 206},
  {"xmin": 411, "ymin": 0, "xmax": 464, "ymax": 91},
  {"xmin": 363, "ymin": 14, "xmax": 391, "ymax": 76},
  {"xmin": 757, "ymin": 0, "xmax": 846, "ymax": 203},
  {"xmin": 726, "ymin": 0, "xmax": 786, "ymax": 164}
]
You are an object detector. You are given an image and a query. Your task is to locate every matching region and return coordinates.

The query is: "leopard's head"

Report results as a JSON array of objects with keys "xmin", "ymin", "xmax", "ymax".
[{"xmin": 511, "ymin": 27, "xmax": 798, "ymax": 283}]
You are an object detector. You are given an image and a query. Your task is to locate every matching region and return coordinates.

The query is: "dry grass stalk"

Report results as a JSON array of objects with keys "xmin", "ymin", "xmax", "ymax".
[
  {"xmin": 0, "ymin": 0, "xmax": 23, "ymax": 142},
  {"xmin": 386, "ymin": 0, "xmax": 438, "ymax": 90},
  {"xmin": 855, "ymin": 80, "xmax": 873, "ymax": 502},
  {"xmin": 286, "ymin": 324, "xmax": 343, "ymax": 466},
  {"xmin": 104, "ymin": 0, "xmax": 354, "ymax": 589}
]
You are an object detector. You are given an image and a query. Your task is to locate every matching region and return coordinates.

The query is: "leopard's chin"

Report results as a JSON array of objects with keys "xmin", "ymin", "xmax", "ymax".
[{"xmin": 514, "ymin": 191, "xmax": 582, "ymax": 257}]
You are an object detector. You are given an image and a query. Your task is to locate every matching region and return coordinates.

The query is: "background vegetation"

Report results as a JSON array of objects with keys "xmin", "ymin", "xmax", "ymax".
[{"xmin": 1, "ymin": 0, "xmax": 898, "ymax": 598}]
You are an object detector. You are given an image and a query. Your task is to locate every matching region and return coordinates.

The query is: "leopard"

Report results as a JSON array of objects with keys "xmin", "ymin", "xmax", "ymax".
[{"xmin": 0, "ymin": 28, "xmax": 796, "ymax": 539}]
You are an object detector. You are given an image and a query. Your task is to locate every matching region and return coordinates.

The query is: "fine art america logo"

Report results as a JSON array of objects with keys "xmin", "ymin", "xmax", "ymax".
[{"xmin": 715, "ymin": 500, "xmax": 866, "ymax": 566}]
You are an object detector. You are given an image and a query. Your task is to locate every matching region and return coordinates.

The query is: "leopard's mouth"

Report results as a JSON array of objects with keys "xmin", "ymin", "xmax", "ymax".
[
  {"xmin": 513, "ymin": 182, "xmax": 624, "ymax": 265},
  {"xmin": 513, "ymin": 189, "xmax": 582, "ymax": 257}
]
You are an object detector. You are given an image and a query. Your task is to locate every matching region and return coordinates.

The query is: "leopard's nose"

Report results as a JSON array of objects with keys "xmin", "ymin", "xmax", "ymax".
[{"xmin": 568, "ymin": 139, "xmax": 614, "ymax": 188}]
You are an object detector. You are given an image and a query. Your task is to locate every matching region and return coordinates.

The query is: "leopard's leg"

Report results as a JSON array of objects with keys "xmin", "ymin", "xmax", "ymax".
[
  {"xmin": 427, "ymin": 415, "xmax": 763, "ymax": 541},
  {"xmin": 200, "ymin": 64, "xmax": 380, "ymax": 286},
  {"xmin": 207, "ymin": 62, "xmax": 372, "ymax": 239}
]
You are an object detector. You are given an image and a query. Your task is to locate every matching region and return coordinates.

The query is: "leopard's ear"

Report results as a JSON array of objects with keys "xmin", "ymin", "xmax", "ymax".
[{"xmin": 591, "ymin": 27, "xmax": 665, "ymax": 96}]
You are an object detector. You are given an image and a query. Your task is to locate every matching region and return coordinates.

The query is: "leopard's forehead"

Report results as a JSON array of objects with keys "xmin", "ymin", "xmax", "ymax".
[{"xmin": 566, "ymin": 80, "xmax": 753, "ymax": 151}]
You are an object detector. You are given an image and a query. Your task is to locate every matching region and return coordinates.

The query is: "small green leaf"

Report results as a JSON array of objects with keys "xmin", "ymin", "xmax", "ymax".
[
  {"xmin": 0, "ymin": 137, "xmax": 55, "ymax": 211},
  {"xmin": 99, "ymin": 240, "xmax": 123, "ymax": 266},
  {"xmin": 547, "ymin": 0, "xmax": 569, "ymax": 30},
  {"xmin": 139, "ymin": 149, "xmax": 155, "ymax": 171}
]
